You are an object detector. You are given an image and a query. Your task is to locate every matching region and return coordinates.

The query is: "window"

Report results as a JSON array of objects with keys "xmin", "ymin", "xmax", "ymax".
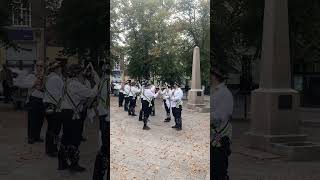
[{"xmin": 11, "ymin": 0, "xmax": 32, "ymax": 27}]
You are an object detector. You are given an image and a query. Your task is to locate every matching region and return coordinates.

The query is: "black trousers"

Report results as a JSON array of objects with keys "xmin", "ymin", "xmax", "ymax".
[
  {"xmin": 172, "ymin": 106, "xmax": 182, "ymax": 128},
  {"xmin": 142, "ymin": 100, "xmax": 151, "ymax": 126},
  {"xmin": 118, "ymin": 92, "xmax": 124, "ymax": 107},
  {"xmin": 60, "ymin": 109, "xmax": 82, "ymax": 147},
  {"xmin": 211, "ymin": 137, "xmax": 231, "ymax": 180},
  {"xmin": 79, "ymin": 108, "xmax": 87, "ymax": 138},
  {"xmin": 28, "ymin": 96, "xmax": 45, "ymax": 140},
  {"xmin": 163, "ymin": 100, "xmax": 170, "ymax": 114},
  {"xmin": 45, "ymin": 110, "xmax": 63, "ymax": 154},
  {"xmin": 93, "ymin": 115, "xmax": 109, "ymax": 180},
  {"xmin": 151, "ymin": 99, "xmax": 155, "ymax": 115},
  {"xmin": 124, "ymin": 96, "xmax": 129, "ymax": 111},
  {"xmin": 58, "ymin": 109, "xmax": 83, "ymax": 166},
  {"xmin": 128, "ymin": 96, "xmax": 136, "ymax": 115},
  {"xmin": 2, "ymin": 80, "xmax": 11, "ymax": 102},
  {"xmin": 139, "ymin": 98, "xmax": 144, "ymax": 120}
]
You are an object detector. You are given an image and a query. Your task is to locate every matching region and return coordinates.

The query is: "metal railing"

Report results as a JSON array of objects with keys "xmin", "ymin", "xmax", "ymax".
[{"xmin": 6, "ymin": 60, "xmax": 36, "ymax": 70}]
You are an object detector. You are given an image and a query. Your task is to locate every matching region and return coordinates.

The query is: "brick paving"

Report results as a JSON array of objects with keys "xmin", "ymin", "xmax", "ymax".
[{"xmin": 110, "ymin": 97, "xmax": 210, "ymax": 180}]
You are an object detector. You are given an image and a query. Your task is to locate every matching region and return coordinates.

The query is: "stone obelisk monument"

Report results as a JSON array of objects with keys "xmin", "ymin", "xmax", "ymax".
[
  {"xmin": 246, "ymin": 0, "xmax": 306, "ymax": 151},
  {"xmin": 187, "ymin": 46, "xmax": 205, "ymax": 109}
]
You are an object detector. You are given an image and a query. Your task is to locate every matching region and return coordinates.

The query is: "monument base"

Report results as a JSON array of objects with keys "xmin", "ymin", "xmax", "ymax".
[
  {"xmin": 249, "ymin": 88, "xmax": 300, "ymax": 135},
  {"xmin": 246, "ymin": 88, "xmax": 320, "ymax": 160},
  {"xmin": 187, "ymin": 89, "xmax": 205, "ymax": 109},
  {"xmin": 245, "ymin": 132, "xmax": 320, "ymax": 161}
]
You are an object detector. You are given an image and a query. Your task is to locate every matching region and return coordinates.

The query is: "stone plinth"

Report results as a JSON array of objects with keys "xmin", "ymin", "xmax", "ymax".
[{"xmin": 249, "ymin": 89, "xmax": 300, "ymax": 135}]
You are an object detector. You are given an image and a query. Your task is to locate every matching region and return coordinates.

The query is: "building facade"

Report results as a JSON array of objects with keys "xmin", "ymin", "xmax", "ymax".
[{"xmin": 0, "ymin": 0, "xmax": 45, "ymax": 71}]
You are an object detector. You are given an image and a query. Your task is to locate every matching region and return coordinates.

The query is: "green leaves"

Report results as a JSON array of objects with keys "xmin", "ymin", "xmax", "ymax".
[
  {"xmin": 54, "ymin": 0, "xmax": 107, "ymax": 65},
  {"xmin": 113, "ymin": 0, "xmax": 209, "ymax": 85}
]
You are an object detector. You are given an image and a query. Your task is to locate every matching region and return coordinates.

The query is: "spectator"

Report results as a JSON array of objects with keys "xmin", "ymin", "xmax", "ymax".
[{"xmin": 0, "ymin": 64, "xmax": 13, "ymax": 103}]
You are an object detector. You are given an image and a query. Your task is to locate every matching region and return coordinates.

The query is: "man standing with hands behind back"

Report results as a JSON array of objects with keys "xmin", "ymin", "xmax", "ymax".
[{"xmin": 211, "ymin": 66, "xmax": 233, "ymax": 180}]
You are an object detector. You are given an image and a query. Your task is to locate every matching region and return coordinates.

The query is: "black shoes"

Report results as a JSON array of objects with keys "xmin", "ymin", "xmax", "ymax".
[
  {"xmin": 171, "ymin": 125, "xmax": 182, "ymax": 130},
  {"xmin": 69, "ymin": 164, "xmax": 86, "ymax": 172},
  {"xmin": 35, "ymin": 138, "xmax": 44, "ymax": 143},
  {"xmin": 47, "ymin": 152, "xmax": 58, "ymax": 157},
  {"xmin": 143, "ymin": 125, "xmax": 150, "ymax": 130},
  {"xmin": 164, "ymin": 118, "xmax": 171, "ymax": 122},
  {"xmin": 58, "ymin": 154, "xmax": 69, "ymax": 170},
  {"xmin": 28, "ymin": 139, "xmax": 35, "ymax": 144},
  {"xmin": 29, "ymin": 138, "xmax": 44, "ymax": 144}
]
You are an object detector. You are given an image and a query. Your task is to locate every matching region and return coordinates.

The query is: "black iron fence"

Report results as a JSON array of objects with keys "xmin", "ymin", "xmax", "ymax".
[{"xmin": 231, "ymin": 89, "xmax": 251, "ymax": 121}]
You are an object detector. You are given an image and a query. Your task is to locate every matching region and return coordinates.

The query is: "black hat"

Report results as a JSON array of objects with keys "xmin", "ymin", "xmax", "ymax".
[
  {"xmin": 47, "ymin": 61, "xmax": 62, "ymax": 71},
  {"xmin": 212, "ymin": 66, "xmax": 227, "ymax": 80},
  {"xmin": 174, "ymin": 82, "xmax": 181, "ymax": 87},
  {"xmin": 145, "ymin": 82, "xmax": 151, "ymax": 87},
  {"xmin": 68, "ymin": 64, "xmax": 84, "ymax": 76}
]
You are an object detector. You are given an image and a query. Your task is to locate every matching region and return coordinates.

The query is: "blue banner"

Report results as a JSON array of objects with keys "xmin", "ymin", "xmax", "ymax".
[{"xmin": 8, "ymin": 29, "xmax": 34, "ymax": 41}]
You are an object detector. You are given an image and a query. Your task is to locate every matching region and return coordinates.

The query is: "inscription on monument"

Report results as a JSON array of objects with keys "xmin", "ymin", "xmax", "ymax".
[{"xmin": 278, "ymin": 95, "xmax": 292, "ymax": 110}]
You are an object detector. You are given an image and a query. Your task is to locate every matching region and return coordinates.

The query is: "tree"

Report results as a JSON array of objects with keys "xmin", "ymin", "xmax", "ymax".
[
  {"xmin": 54, "ymin": 0, "xmax": 107, "ymax": 67},
  {"xmin": 212, "ymin": 0, "xmax": 320, "ymax": 77},
  {"xmin": 0, "ymin": 0, "xmax": 16, "ymax": 48},
  {"xmin": 113, "ymin": 0, "xmax": 210, "ymax": 84},
  {"xmin": 211, "ymin": 0, "xmax": 264, "ymax": 75},
  {"xmin": 175, "ymin": 0, "xmax": 210, "ymax": 86}
]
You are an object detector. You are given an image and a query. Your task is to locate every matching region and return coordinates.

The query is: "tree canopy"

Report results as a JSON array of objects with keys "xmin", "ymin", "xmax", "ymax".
[
  {"xmin": 112, "ymin": 0, "xmax": 210, "ymax": 85},
  {"xmin": 54, "ymin": 0, "xmax": 108, "ymax": 67},
  {"xmin": 211, "ymin": 0, "xmax": 320, "ymax": 75}
]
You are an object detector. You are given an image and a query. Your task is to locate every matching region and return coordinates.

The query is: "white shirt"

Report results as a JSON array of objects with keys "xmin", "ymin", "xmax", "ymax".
[
  {"xmin": 80, "ymin": 78, "xmax": 93, "ymax": 109},
  {"xmin": 24, "ymin": 73, "xmax": 44, "ymax": 99},
  {"xmin": 129, "ymin": 86, "xmax": 140, "ymax": 98},
  {"xmin": 142, "ymin": 88, "xmax": 159, "ymax": 101},
  {"xmin": 114, "ymin": 83, "xmax": 121, "ymax": 90},
  {"xmin": 150, "ymin": 85, "xmax": 156, "ymax": 93},
  {"xmin": 211, "ymin": 83, "xmax": 233, "ymax": 140},
  {"xmin": 84, "ymin": 79, "xmax": 91, "ymax": 88},
  {"xmin": 123, "ymin": 84, "xmax": 131, "ymax": 95},
  {"xmin": 139, "ymin": 86, "xmax": 145, "ymax": 99},
  {"xmin": 170, "ymin": 88, "xmax": 183, "ymax": 108},
  {"xmin": 61, "ymin": 78, "xmax": 98, "ymax": 114},
  {"xmin": 162, "ymin": 88, "xmax": 172, "ymax": 107},
  {"xmin": 43, "ymin": 72, "xmax": 64, "ymax": 105},
  {"xmin": 119, "ymin": 84, "xmax": 124, "ymax": 93}
]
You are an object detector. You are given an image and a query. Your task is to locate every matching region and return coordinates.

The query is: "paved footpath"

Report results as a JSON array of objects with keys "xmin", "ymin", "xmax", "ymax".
[
  {"xmin": 229, "ymin": 121, "xmax": 320, "ymax": 180},
  {"xmin": 2, "ymin": 96, "xmax": 320, "ymax": 180},
  {"xmin": 110, "ymin": 96, "xmax": 211, "ymax": 180},
  {"xmin": 0, "ymin": 103, "xmax": 100, "ymax": 180}
]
